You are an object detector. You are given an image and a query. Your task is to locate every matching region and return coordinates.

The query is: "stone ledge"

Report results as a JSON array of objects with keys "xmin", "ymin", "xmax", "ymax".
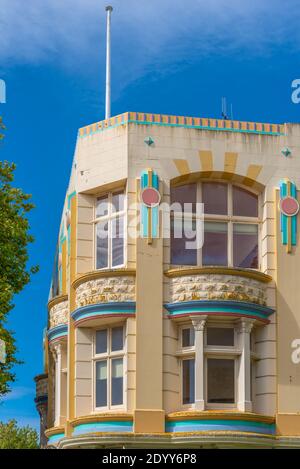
[
  {"xmin": 47, "ymin": 294, "xmax": 68, "ymax": 312},
  {"xmin": 72, "ymin": 269, "xmax": 136, "ymax": 290},
  {"xmin": 165, "ymin": 267, "xmax": 272, "ymax": 283}
]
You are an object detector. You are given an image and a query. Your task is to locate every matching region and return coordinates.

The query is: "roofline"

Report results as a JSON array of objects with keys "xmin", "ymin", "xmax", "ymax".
[{"xmin": 78, "ymin": 111, "xmax": 285, "ymax": 138}]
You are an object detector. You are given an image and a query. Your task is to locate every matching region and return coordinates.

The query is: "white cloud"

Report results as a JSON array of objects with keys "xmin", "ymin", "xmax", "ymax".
[
  {"xmin": 0, "ymin": 0, "xmax": 299, "ymax": 92},
  {"xmin": 0, "ymin": 386, "xmax": 34, "ymax": 402}
]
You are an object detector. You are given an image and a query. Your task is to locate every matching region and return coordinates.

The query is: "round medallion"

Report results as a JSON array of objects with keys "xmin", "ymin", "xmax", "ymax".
[
  {"xmin": 280, "ymin": 196, "xmax": 299, "ymax": 216},
  {"xmin": 141, "ymin": 187, "xmax": 161, "ymax": 207}
]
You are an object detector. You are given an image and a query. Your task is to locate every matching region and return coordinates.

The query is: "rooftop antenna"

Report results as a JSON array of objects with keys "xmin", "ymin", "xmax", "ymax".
[
  {"xmin": 221, "ymin": 97, "xmax": 228, "ymax": 120},
  {"xmin": 105, "ymin": 6, "xmax": 113, "ymax": 120}
]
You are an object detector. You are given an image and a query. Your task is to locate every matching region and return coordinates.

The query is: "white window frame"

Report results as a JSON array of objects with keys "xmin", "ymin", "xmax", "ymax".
[
  {"xmin": 177, "ymin": 322, "xmax": 244, "ymax": 410},
  {"xmin": 177, "ymin": 324, "xmax": 196, "ymax": 409},
  {"xmin": 171, "ymin": 180, "xmax": 261, "ymax": 269},
  {"xmin": 250, "ymin": 329, "xmax": 257, "ymax": 405},
  {"xmin": 205, "ymin": 323, "xmax": 239, "ymax": 409},
  {"xmin": 205, "ymin": 356, "xmax": 237, "ymax": 410},
  {"xmin": 93, "ymin": 189, "xmax": 127, "ymax": 270},
  {"xmin": 180, "ymin": 356, "xmax": 196, "ymax": 409},
  {"xmin": 92, "ymin": 325, "xmax": 125, "ymax": 411}
]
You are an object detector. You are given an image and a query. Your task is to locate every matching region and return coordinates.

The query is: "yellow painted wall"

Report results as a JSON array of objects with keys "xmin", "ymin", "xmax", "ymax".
[
  {"xmin": 135, "ymin": 237, "xmax": 164, "ymax": 432},
  {"xmin": 276, "ymin": 190, "xmax": 300, "ymax": 421}
]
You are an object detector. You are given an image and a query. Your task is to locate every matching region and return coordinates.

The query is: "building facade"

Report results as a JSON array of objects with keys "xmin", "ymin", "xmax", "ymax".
[{"xmin": 35, "ymin": 112, "xmax": 300, "ymax": 448}]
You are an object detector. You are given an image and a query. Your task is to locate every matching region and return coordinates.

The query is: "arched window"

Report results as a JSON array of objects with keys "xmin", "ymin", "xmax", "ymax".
[{"xmin": 170, "ymin": 181, "xmax": 259, "ymax": 269}]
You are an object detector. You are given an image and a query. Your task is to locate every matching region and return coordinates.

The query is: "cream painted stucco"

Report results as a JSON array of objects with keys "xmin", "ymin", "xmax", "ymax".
[{"xmin": 37, "ymin": 115, "xmax": 300, "ymax": 447}]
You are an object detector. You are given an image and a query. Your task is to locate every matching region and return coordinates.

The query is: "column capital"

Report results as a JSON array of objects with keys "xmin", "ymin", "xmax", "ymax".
[
  {"xmin": 237, "ymin": 318, "xmax": 255, "ymax": 334},
  {"xmin": 190, "ymin": 315, "xmax": 207, "ymax": 331},
  {"xmin": 49, "ymin": 342, "xmax": 61, "ymax": 360}
]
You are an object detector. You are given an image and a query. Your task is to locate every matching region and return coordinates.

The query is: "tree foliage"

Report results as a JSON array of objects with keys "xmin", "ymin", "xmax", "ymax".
[
  {"xmin": 0, "ymin": 419, "xmax": 39, "ymax": 449},
  {"xmin": 0, "ymin": 119, "xmax": 38, "ymax": 395}
]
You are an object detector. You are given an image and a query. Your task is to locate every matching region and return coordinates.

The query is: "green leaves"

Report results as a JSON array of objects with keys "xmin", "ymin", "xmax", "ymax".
[
  {"xmin": 0, "ymin": 420, "xmax": 39, "ymax": 449},
  {"xmin": 0, "ymin": 325, "xmax": 21, "ymax": 396}
]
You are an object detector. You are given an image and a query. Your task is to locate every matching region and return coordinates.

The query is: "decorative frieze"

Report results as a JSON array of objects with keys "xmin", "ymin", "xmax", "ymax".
[
  {"xmin": 49, "ymin": 299, "xmax": 69, "ymax": 329},
  {"xmin": 75, "ymin": 276, "xmax": 136, "ymax": 308},
  {"xmin": 169, "ymin": 274, "xmax": 267, "ymax": 306}
]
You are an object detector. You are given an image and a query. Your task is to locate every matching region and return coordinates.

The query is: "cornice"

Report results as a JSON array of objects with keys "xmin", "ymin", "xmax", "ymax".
[
  {"xmin": 47, "ymin": 294, "xmax": 68, "ymax": 312},
  {"xmin": 164, "ymin": 266, "xmax": 273, "ymax": 284},
  {"xmin": 72, "ymin": 269, "xmax": 136, "ymax": 290}
]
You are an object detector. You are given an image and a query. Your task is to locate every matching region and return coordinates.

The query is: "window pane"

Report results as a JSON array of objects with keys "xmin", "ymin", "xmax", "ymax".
[
  {"xmin": 182, "ymin": 359, "xmax": 195, "ymax": 405},
  {"xmin": 171, "ymin": 217, "xmax": 197, "ymax": 265},
  {"xmin": 111, "ymin": 327, "xmax": 124, "ymax": 352},
  {"xmin": 111, "ymin": 358, "xmax": 123, "ymax": 406},
  {"xmin": 202, "ymin": 222, "xmax": 228, "ymax": 266},
  {"xmin": 207, "ymin": 359, "xmax": 235, "ymax": 404},
  {"xmin": 170, "ymin": 184, "xmax": 196, "ymax": 213},
  {"xmin": 96, "ymin": 361, "xmax": 107, "ymax": 407},
  {"xmin": 232, "ymin": 186, "xmax": 258, "ymax": 217},
  {"xmin": 112, "ymin": 192, "xmax": 125, "ymax": 213},
  {"xmin": 202, "ymin": 183, "xmax": 228, "ymax": 215},
  {"xmin": 207, "ymin": 328, "xmax": 234, "ymax": 346},
  {"xmin": 182, "ymin": 328, "xmax": 195, "ymax": 347},
  {"xmin": 96, "ymin": 221, "xmax": 108, "ymax": 269},
  {"xmin": 96, "ymin": 329, "xmax": 107, "ymax": 354},
  {"xmin": 112, "ymin": 216, "xmax": 124, "ymax": 267},
  {"xmin": 96, "ymin": 195, "xmax": 109, "ymax": 218},
  {"xmin": 233, "ymin": 224, "xmax": 258, "ymax": 268}
]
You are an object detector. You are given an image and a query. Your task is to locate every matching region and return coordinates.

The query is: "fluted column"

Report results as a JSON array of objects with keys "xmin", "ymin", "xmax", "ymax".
[
  {"xmin": 191, "ymin": 316, "xmax": 207, "ymax": 410},
  {"xmin": 237, "ymin": 318, "xmax": 254, "ymax": 412},
  {"xmin": 51, "ymin": 343, "xmax": 62, "ymax": 427}
]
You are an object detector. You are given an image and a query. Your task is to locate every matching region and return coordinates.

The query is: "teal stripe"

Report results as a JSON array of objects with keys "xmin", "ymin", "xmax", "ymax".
[
  {"xmin": 141, "ymin": 171, "xmax": 148, "ymax": 189},
  {"xmin": 168, "ymin": 307, "xmax": 267, "ymax": 320},
  {"xmin": 152, "ymin": 172, "xmax": 159, "ymax": 238},
  {"xmin": 141, "ymin": 171, "xmax": 148, "ymax": 237},
  {"xmin": 152, "ymin": 172, "xmax": 159, "ymax": 190},
  {"xmin": 67, "ymin": 190, "xmax": 76, "ymax": 209},
  {"xmin": 291, "ymin": 182, "xmax": 297, "ymax": 245},
  {"xmin": 166, "ymin": 419, "xmax": 275, "ymax": 435},
  {"xmin": 59, "ymin": 235, "xmax": 66, "ymax": 245},
  {"xmin": 280, "ymin": 181, "xmax": 287, "ymax": 198},
  {"xmin": 280, "ymin": 181, "xmax": 288, "ymax": 245},
  {"xmin": 291, "ymin": 182, "xmax": 297, "ymax": 198},
  {"xmin": 168, "ymin": 419, "xmax": 270, "ymax": 428},
  {"xmin": 282, "ymin": 214, "xmax": 288, "ymax": 245},
  {"xmin": 49, "ymin": 331, "xmax": 67, "ymax": 341},
  {"xmin": 73, "ymin": 421, "xmax": 133, "ymax": 436},
  {"xmin": 78, "ymin": 119, "xmax": 284, "ymax": 138},
  {"xmin": 48, "ymin": 433, "xmax": 64, "ymax": 443},
  {"xmin": 292, "ymin": 215, "xmax": 297, "ymax": 245},
  {"xmin": 75, "ymin": 310, "xmax": 134, "ymax": 321},
  {"xmin": 142, "ymin": 205, "xmax": 148, "ymax": 237},
  {"xmin": 152, "ymin": 206, "xmax": 159, "ymax": 237}
]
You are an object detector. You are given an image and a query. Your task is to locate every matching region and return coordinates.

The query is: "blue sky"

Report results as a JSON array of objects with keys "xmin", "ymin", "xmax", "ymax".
[{"xmin": 0, "ymin": 0, "xmax": 300, "ymax": 431}]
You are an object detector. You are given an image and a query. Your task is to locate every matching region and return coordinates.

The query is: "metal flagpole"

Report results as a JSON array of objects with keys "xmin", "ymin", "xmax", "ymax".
[{"xmin": 105, "ymin": 6, "xmax": 113, "ymax": 120}]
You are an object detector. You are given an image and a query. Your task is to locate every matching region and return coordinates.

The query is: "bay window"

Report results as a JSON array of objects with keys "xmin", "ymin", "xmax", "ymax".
[
  {"xmin": 205, "ymin": 325, "xmax": 237, "ymax": 408},
  {"xmin": 182, "ymin": 359, "xmax": 195, "ymax": 405},
  {"xmin": 171, "ymin": 182, "xmax": 259, "ymax": 268},
  {"xmin": 207, "ymin": 358, "xmax": 235, "ymax": 404},
  {"xmin": 94, "ymin": 326, "xmax": 124, "ymax": 409},
  {"xmin": 179, "ymin": 322, "xmax": 253, "ymax": 410},
  {"xmin": 95, "ymin": 191, "xmax": 125, "ymax": 270}
]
